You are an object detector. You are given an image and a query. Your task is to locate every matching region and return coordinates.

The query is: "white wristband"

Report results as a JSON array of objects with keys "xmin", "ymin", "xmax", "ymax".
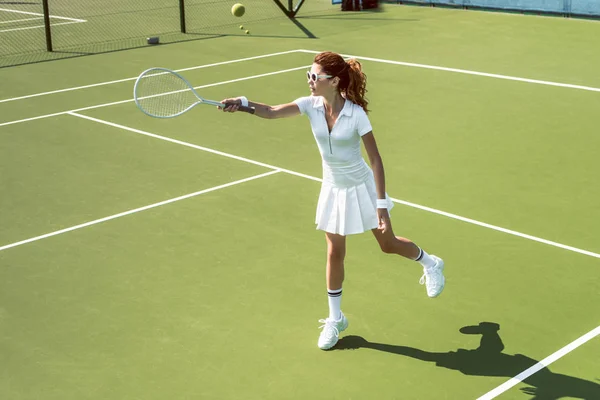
[
  {"xmin": 239, "ymin": 96, "xmax": 248, "ymax": 107},
  {"xmin": 376, "ymin": 199, "xmax": 388, "ymax": 209}
]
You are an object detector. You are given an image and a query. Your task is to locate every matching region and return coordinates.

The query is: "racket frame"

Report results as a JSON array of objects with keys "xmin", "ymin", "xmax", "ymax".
[{"xmin": 133, "ymin": 67, "xmax": 255, "ymax": 118}]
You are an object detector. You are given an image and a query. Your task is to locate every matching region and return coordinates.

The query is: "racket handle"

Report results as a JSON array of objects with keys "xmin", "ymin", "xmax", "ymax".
[
  {"xmin": 221, "ymin": 102, "xmax": 256, "ymax": 114},
  {"xmin": 238, "ymin": 105, "xmax": 255, "ymax": 114},
  {"xmin": 222, "ymin": 101, "xmax": 255, "ymax": 114}
]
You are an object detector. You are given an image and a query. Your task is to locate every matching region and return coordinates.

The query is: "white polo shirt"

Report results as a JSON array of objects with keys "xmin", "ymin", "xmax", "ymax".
[{"xmin": 294, "ymin": 96, "xmax": 373, "ymax": 187}]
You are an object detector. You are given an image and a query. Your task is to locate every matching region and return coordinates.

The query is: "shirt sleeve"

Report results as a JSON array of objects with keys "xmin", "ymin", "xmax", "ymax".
[
  {"xmin": 293, "ymin": 96, "xmax": 312, "ymax": 116},
  {"xmin": 356, "ymin": 107, "xmax": 373, "ymax": 136}
]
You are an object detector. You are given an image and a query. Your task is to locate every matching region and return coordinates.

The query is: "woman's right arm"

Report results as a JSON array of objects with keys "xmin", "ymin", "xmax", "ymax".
[{"xmin": 220, "ymin": 97, "xmax": 301, "ymax": 119}]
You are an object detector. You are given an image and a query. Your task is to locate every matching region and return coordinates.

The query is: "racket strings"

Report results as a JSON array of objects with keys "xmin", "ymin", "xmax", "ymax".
[{"xmin": 135, "ymin": 70, "xmax": 198, "ymax": 118}]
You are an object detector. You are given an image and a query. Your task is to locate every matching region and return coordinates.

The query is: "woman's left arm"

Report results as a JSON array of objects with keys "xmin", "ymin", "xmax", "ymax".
[{"xmin": 361, "ymin": 131, "xmax": 386, "ymax": 200}]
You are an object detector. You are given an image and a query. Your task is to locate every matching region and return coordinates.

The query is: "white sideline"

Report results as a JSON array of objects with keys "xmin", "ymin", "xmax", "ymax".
[
  {"xmin": 390, "ymin": 197, "xmax": 600, "ymax": 259},
  {"xmin": 477, "ymin": 325, "xmax": 600, "ymax": 399},
  {"xmin": 297, "ymin": 49, "xmax": 600, "ymax": 93},
  {"xmin": 0, "ymin": 20, "xmax": 84, "ymax": 33},
  {"xmin": 0, "ymin": 7, "xmax": 86, "ymax": 22},
  {"xmin": 0, "ymin": 50, "xmax": 301, "ymax": 104},
  {"xmin": 67, "ymin": 112, "xmax": 322, "ymax": 184},
  {"xmin": 6, "ymin": 46, "xmax": 600, "ymax": 105},
  {"xmin": 0, "ymin": 17, "xmax": 43, "ymax": 24},
  {"xmin": 0, "ymin": 170, "xmax": 280, "ymax": 252},
  {"xmin": 0, "ymin": 64, "xmax": 311, "ymax": 128}
]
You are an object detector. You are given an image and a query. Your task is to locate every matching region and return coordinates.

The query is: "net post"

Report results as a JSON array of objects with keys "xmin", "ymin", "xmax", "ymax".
[
  {"xmin": 42, "ymin": 0, "xmax": 53, "ymax": 51},
  {"xmin": 271, "ymin": 0, "xmax": 292, "ymax": 17},
  {"xmin": 293, "ymin": 0, "xmax": 307, "ymax": 15},
  {"xmin": 179, "ymin": 0, "xmax": 187, "ymax": 33}
]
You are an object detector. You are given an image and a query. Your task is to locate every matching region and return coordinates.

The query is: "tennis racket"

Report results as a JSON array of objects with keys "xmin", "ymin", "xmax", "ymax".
[{"xmin": 133, "ymin": 67, "xmax": 255, "ymax": 118}]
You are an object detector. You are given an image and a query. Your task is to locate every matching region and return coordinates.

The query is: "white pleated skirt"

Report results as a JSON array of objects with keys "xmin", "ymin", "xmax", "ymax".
[{"xmin": 315, "ymin": 174, "xmax": 394, "ymax": 236}]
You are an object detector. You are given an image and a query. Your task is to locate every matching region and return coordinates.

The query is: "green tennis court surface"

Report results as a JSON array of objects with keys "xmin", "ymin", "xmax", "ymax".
[{"xmin": 1, "ymin": 5, "xmax": 599, "ymax": 399}]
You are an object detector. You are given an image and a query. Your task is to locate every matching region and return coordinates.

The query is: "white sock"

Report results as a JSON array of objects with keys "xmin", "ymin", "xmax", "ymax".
[
  {"xmin": 327, "ymin": 288, "xmax": 342, "ymax": 320},
  {"xmin": 415, "ymin": 247, "xmax": 436, "ymax": 270}
]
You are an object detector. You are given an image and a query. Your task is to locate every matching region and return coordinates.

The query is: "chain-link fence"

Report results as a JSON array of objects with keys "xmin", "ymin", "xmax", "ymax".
[{"xmin": 0, "ymin": 0, "xmax": 336, "ymax": 68}]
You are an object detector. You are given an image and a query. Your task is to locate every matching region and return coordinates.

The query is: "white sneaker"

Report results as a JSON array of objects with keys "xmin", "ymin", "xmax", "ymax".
[
  {"xmin": 419, "ymin": 255, "xmax": 445, "ymax": 298},
  {"xmin": 317, "ymin": 312, "xmax": 348, "ymax": 350}
]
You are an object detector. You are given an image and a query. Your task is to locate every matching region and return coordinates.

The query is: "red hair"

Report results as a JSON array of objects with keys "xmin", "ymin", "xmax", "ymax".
[{"xmin": 314, "ymin": 51, "xmax": 369, "ymax": 114}]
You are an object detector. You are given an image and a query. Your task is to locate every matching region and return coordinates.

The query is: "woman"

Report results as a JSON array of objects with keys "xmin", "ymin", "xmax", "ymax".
[{"xmin": 220, "ymin": 51, "xmax": 445, "ymax": 350}]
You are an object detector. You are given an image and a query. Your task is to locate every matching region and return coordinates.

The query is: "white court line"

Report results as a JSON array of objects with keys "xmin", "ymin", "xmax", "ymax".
[
  {"xmin": 3, "ymin": 45, "xmax": 599, "ymax": 105},
  {"xmin": 0, "ymin": 50, "xmax": 301, "ymax": 104},
  {"xmin": 0, "ymin": 17, "xmax": 42, "ymax": 24},
  {"xmin": 67, "ymin": 112, "xmax": 600, "ymax": 260},
  {"xmin": 0, "ymin": 20, "xmax": 83, "ymax": 33},
  {"xmin": 6, "ymin": 44, "xmax": 600, "ymax": 104},
  {"xmin": 0, "ymin": 170, "xmax": 280, "ymax": 252},
  {"xmin": 0, "ymin": 8, "xmax": 86, "ymax": 22},
  {"xmin": 0, "ymin": 64, "xmax": 311, "ymax": 128},
  {"xmin": 477, "ymin": 325, "xmax": 600, "ymax": 399},
  {"xmin": 297, "ymin": 49, "xmax": 600, "ymax": 93},
  {"xmin": 67, "ymin": 112, "xmax": 321, "ymax": 183},
  {"xmin": 391, "ymin": 198, "xmax": 600, "ymax": 259}
]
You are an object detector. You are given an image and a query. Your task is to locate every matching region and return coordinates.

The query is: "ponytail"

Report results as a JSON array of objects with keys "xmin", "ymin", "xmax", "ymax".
[{"xmin": 343, "ymin": 59, "xmax": 369, "ymax": 114}]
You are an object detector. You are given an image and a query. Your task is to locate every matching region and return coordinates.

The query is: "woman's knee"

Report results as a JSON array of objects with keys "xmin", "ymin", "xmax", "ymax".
[
  {"xmin": 327, "ymin": 246, "xmax": 346, "ymax": 262},
  {"xmin": 378, "ymin": 239, "xmax": 396, "ymax": 254}
]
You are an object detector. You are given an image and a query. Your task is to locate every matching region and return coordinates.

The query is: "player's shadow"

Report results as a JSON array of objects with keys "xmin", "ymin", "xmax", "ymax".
[{"xmin": 335, "ymin": 322, "xmax": 600, "ymax": 399}]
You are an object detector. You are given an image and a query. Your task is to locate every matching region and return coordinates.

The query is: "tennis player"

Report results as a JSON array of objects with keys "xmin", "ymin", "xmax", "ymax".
[{"xmin": 220, "ymin": 51, "xmax": 445, "ymax": 350}]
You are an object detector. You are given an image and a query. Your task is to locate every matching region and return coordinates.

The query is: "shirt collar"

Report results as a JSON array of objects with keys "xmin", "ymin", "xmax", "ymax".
[{"xmin": 313, "ymin": 96, "xmax": 353, "ymax": 117}]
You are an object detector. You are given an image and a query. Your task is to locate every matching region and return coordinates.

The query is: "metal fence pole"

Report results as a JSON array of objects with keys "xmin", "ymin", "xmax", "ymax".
[
  {"xmin": 42, "ymin": 0, "xmax": 53, "ymax": 51},
  {"xmin": 179, "ymin": 0, "xmax": 187, "ymax": 33}
]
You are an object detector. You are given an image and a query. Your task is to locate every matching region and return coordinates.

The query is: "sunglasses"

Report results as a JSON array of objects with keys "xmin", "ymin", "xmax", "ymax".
[{"xmin": 307, "ymin": 71, "xmax": 332, "ymax": 82}]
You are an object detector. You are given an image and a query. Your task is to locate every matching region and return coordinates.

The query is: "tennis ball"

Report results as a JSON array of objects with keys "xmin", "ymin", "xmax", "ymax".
[
  {"xmin": 231, "ymin": 3, "xmax": 245, "ymax": 17},
  {"xmin": 239, "ymin": 25, "xmax": 244, "ymax": 29},
  {"xmin": 245, "ymin": 30, "xmax": 249, "ymax": 34}
]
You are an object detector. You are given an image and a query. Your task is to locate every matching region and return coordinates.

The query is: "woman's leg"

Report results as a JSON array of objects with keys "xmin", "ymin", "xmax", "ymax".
[
  {"xmin": 318, "ymin": 232, "xmax": 349, "ymax": 350},
  {"xmin": 371, "ymin": 226, "xmax": 421, "ymax": 259},
  {"xmin": 370, "ymin": 217, "xmax": 423, "ymax": 260},
  {"xmin": 325, "ymin": 232, "xmax": 346, "ymax": 320},
  {"xmin": 370, "ymin": 219, "xmax": 445, "ymax": 298}
]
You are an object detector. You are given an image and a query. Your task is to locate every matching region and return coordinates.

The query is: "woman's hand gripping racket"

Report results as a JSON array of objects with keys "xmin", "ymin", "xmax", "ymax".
[{"xmin": 133, "ymin": 67, "xmax": 255, "ymax": 118}]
